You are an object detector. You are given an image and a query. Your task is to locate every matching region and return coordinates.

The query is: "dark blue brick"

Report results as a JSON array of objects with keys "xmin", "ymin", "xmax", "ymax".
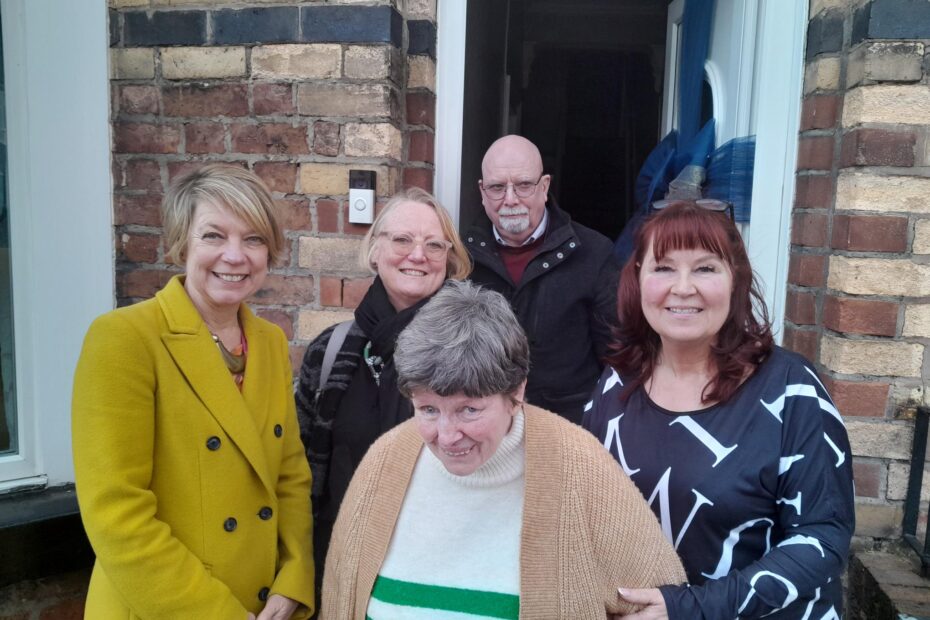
[
  {"xmin": 301, "ymin": 6, "xmax": 402, "ymax": 47},
  {"xmin": 851, "ymin": 2, "xmax": 871, "ymax": 45},
  {"xmin": 806, "ymin": 11, "xmax": 844, "ymax": 59},
  {"xmin": 124, "ymin": 10, "xmax": 206, "ymax": 47},
  {"xmin": 407, "ymin": 20, "xmax": 436, "ymax": 58},
  {"xmin": 868, "ymin": 0, "xmax": 930, "ymax": 39},
  {"xmin": 109, "ymin": 10, "xmax": 119, "ymax": 47},
  {"xmin": 213, "ymin": 7, "xmax": 299, "ymax": 45}
]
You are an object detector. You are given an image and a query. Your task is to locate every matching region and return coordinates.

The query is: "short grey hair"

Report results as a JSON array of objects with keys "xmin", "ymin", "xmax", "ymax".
[{"xmin": 395, "ymin": 280, "xmax": 530, "ymax": 401}]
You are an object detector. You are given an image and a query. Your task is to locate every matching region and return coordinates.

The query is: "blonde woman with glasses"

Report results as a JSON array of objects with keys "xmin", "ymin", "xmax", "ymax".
[{"xmin": 296, "ymin": 187, "xmax": 472, "ymax": 611}]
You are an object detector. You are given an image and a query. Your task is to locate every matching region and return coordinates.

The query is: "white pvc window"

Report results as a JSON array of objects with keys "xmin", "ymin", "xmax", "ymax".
[{"xmin": 0, "ymin": 0, "xmax": 112, "ymax": 490}]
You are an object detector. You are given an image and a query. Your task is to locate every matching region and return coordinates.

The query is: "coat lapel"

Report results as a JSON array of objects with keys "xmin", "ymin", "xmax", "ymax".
[
  {"xmin": 519, "ymin": 407, "xmax": 562, "ymax": 617},
  {"xmin": 157, "ymin": 276, "xmax": 274, "ymax": 494},
  {"xmin": 354, "ymin": 422, "xmax": 422, "ymax": 620}
]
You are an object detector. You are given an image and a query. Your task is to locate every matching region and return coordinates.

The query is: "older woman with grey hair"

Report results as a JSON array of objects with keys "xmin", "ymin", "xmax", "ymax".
[{"xmin": 321, "ymin": 280, "xmax": 685, "ymax": 620}]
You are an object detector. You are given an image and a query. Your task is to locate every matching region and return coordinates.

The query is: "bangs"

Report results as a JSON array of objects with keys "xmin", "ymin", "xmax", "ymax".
[{"xmin": 641, "ymin": 207, "xmax": 735, "ymax": 264}]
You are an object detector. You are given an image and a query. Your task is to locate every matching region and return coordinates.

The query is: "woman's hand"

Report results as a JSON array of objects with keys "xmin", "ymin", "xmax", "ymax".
[
  {"xmin": 256, "ymin": 594, "xmax": 300, "ymax": 620},
  {"xmin": 610, "ymin": 588, "xmax": 669, "ymax": 620}
]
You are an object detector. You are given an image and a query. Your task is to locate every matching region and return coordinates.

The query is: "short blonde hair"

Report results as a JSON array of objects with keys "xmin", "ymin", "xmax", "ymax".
[
  {"xmin": 162, "ymin": 164, "xmax": 285, "ymax": 266},
  {"xmin": 359, "ymin": 187, "xmax": 472, "ymax": 280}
]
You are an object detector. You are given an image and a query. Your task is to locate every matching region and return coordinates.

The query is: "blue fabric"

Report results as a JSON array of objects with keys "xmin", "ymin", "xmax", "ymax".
[
  {"xmin": 678, "ymin": 0, "xmax": 716, "ymax": 145},
  {"xmin": 705, "ymin": 135, "xmax": 756, "ymax": 222}
]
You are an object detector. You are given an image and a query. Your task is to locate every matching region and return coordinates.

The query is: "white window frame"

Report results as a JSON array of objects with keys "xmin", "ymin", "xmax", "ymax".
[{"xmin": 0, "ymin": 0, "xmax": 113, "ymax": 491}]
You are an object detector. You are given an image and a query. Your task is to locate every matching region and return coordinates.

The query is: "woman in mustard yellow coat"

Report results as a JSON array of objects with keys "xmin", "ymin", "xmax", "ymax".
[{"xmin": 73, "ymin": 164, "xmax": 314, "ymax": 620}]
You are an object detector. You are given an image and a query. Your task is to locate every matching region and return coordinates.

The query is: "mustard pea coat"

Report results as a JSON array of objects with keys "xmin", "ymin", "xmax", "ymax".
[{"xmin": 73, "ymin": 275, "xmax": 314, "ymax": 620}]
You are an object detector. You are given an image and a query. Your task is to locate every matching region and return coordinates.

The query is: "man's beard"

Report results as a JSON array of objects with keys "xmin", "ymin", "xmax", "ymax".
[{"xmin": 497, "ymin": 206, "xmax": 530, "ymax": 234}]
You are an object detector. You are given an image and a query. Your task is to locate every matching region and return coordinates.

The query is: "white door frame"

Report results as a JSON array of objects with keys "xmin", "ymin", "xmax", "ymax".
[
  {"xmin": 434, "ymin": 0, "xmax": 468, "ymax": 228},
  {"xmin": 433, "ymin": 0, "xmax": 806, "ymax": 341}
]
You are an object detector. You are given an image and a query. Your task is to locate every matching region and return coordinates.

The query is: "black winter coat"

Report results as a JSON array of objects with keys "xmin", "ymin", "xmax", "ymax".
[{"xmin": 466, "ymin": 203, "xmax": 620, "ymax": 423}]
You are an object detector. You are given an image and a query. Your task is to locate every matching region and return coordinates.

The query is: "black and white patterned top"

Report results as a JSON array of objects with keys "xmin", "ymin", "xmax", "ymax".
[{"xmin": 582, "ymin": 346, "xmax": 855, "ymax": 619}]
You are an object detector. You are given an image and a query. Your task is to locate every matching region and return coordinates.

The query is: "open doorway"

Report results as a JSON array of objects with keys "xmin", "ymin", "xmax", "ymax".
[{"xmin": 458, "ymin": 0, "xmax": 669, "ymax": 241}]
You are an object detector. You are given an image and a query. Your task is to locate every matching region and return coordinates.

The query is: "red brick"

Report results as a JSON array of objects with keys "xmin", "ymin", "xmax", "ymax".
[
  {"xmin": 408, "ymin": 130, "xmax": 434, "ymax": 163},
  {"xmin": 320, "ymin": 276, "xmax": 343, "ymax": 307},
  {"xmin": 852, "ymin": 460, "xmax": 882, "ymax": 498},
  {"xmin": 782, "ymin": 326, "xmax": 820, "ymax": 362},
  {"xmin": 119, "ymin": 84, "xmax": 159, "ymax": 115},
  {"xmin": 831, "ymin": 214, "xmax": 908, "ymax": 252},
  {"xmin": 185, "ymin": 122, "xmax": 226, "ymax": 154},
  {"xmin": 406, "ymin": 92, "xmax": 435, "ymax": 128},
  {"xmin": 785, "ymin": 289, "xmax": 817, "ymax": 325},
  {"xmin": 118, "ymin": 268, "xmax": 175, "ymax": 300},
  {"xmin": 255, "ymin": 162, "xmax": 298, "ymax": 194},
  {"xmin": 274, "ymin": 197, "xmax": 311, "ymax": 232},
  {"xmin": 800, "ymin": 94, "xmax": 840, "ymax": 131},
  {"xmin": 114, "ymin": 122, "xmax": 180, "ymax": 154},
  {"xmin": 256, "ymin": 309, "xmax": 295, "ymax": 339},
  {"xmin": 791, "ymin": 212, "xmax": 829, "ymax": 247},
  {"xmin": 230, "ymin": 123, "xmax": 309, "ymax": 155},
  {"xmin": 823, "ymin": 295, "xmax": 898, "ymax": 336},
  {"xmin": 251, "ymin": 274, "xmax": 314, "ymax": 306},
  {"xmin": 312, "ymin": 121, "xmax": 340, "ymax": 157},
  {"xmin": 163, "ymin": 83, "xmax": 250, "ymax": 117},
  {"xmin": 822, "ymin": 375, "xmax": 889, "ymax": 417},
  {"xmin": 793, "ymin": 174, "xmax": 834, "ymax": 210},
  {"xmin": 38, "ymin": 598, "xmax": 84, "ymax": 620},
  {"xmin": 168, "ymin": 160, "xmax": 247, "ymax": 182},
  {"xmin": 290, "ymin": 344, "xmax": 307, "ymax": 375},
  {"xmin": 840, "ymin": 128, "xmax": 915, "ymax": 168},
  {"xmin": 124, "ymin": 159, "xmax": 163, "ymax": 191},
  {"xmin": 254, "ymin": 82, "xmax": 295, "ymax": 116},
  {"xmin": 316, "ymin": 199, "xmax": 340, "ymax": 233},
  {"xmin": 787, "ymin": 252, "xmax": 826, "ymax": 287},
  {"xmin": 115, "ymin": 193, "xmax": 163, "ymax": 226},
  {"xmin": 117, "ymin": 231, "xmax": 160, "ymax": 263},
  {"xmin": 343, "ymin": 277, "xmax": 374, "ymax": 308},
  {"xmin": 796, "ymin": 135, "xmax": 835, "ymax": 171},
  {"xmin": 403, "ymin": 167, "xmax": 433, "ymax": 192}
]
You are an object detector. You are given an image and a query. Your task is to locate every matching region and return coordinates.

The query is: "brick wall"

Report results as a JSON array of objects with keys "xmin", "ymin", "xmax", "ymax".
[
  {"xmin": 109, "ymin": 0, "xmax": 438, "ymax": 368},
  {"xmin": 789, "ymin": 0, "xmax": 930, "ymax": 544}
]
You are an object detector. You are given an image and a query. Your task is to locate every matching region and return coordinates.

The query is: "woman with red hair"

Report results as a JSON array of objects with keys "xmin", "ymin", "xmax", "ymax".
[{"xmin": 583, "ymin": 201, "xmax": 854, "ymax": 619}]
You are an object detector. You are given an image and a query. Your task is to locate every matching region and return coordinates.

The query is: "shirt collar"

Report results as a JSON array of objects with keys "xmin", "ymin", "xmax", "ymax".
[{"xmin": 493, "ymin": 209, "xmax": 549, "ymax": 247}]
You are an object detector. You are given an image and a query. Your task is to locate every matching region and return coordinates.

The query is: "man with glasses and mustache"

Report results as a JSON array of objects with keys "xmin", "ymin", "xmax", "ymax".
[{"xmin": 465, "ymin": 135, "xmax": 620, "ymax": 424}]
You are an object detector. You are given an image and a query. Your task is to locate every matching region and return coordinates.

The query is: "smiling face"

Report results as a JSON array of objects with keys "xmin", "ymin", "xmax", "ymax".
[
  {"xmin": 183, "ymin": 200, "xmax": 269, "ymax": 318},
  {"xmin": 480, "ymin": 136, "xmax": 550, "ymax": 245},
  {"xmin": 639, "ymin": 241, "xmax": 733, "ymax": 354},
  {"xmin": 412, "ymin": 387, "xmax": 523, "ymax": 476},
  {"xmin": 374, "ymin": 201, "xmax": 449, "ymax": 311}
]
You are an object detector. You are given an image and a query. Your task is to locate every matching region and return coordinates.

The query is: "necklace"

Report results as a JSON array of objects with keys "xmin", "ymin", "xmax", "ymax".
[
  {"xmin": 212, "ymin": 333, "xmax": 246, "ymax": 375},
  {"xmin": 363, "ymin": 341, "xmax": 383, "ymax": 386}
]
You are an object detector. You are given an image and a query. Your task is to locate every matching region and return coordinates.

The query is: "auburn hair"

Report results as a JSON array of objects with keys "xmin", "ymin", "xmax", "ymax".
[{"xmin": 607, "ymin": 201, "xmax": 774, "ymax": 404}]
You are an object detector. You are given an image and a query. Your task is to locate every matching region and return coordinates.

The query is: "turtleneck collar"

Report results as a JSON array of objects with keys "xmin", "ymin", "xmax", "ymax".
[{"xmin": 424, "ymin": 409, "xmax": 526, "ymax": 488}]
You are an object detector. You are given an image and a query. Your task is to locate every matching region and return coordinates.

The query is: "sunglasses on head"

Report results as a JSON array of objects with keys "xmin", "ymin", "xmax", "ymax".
[{"xmin": 651, "ymin": 198, "xmax": 735, "ymax": 222}]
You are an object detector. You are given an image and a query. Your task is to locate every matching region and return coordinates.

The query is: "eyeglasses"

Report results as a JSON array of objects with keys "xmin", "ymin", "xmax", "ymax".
[
  {"xmin": 380, "ymin": 232, "xmax": 452, "ymax": 259},
  {"xmin": 651, "ymin": 198, "xmax": 735, "ymax": 222},
  {"xmin": 480, "ymin": 175, "xmax": 546, "ymax": 201}
]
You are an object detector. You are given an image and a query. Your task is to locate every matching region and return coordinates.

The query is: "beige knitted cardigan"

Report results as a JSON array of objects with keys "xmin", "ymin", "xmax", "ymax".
[{"xmin": 320, "ymin": 405, "xmax": 686, "ymax": 620}]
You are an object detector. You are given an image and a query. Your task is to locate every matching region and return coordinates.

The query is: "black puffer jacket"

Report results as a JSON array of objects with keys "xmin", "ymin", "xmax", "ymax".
[{"xmin": 466, "ymin": 203, "xmax": 619, "ymax": 423}]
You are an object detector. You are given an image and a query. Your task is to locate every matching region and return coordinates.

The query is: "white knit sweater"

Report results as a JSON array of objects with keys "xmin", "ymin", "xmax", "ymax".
[{"xmin": 366, "ymin": 412, "xmax": 526, "ymax": 619}]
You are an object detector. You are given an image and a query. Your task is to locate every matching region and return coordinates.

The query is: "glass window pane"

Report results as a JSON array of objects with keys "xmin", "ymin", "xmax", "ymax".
[{"xmin": 0, "ymin": 12, "xmax": 17, "ymax": 456}]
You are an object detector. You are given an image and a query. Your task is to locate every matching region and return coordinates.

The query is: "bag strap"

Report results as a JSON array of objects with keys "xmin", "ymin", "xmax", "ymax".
[{"xmin": 318, "ymin": 320, "xmax": 354, "ymax": 394}]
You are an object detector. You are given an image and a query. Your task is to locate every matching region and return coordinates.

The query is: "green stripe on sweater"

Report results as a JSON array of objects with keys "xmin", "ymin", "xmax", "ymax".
[{"xmin": 371, "ymin": 575, "xmax": 519, "ymax": 619}]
